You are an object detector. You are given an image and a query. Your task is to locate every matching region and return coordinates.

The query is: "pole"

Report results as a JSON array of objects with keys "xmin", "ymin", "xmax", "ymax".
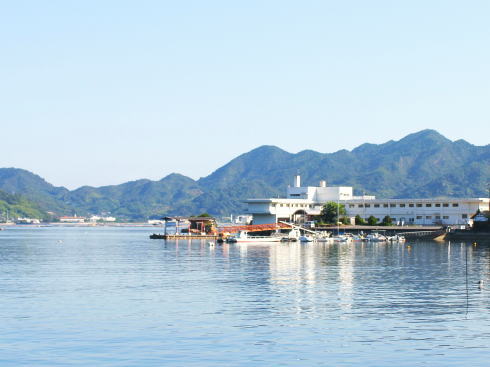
[
  {"xmin": 337, "ymin": 199, "xmax": 339, "ymax": 236},
  {"xmin": 487, "ymin": 183, "xmax": 490, "ymax": 213},
  {"xmin": 465, "ymin": 244, "xmax": 469, "ymax": 316}
]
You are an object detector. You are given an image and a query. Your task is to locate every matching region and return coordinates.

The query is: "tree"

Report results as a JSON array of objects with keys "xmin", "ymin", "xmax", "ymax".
[
  {"xmin": 320, "ymin": 201, "xmax": 346, "ymax": 224},
  {"xmin": 355, "ymin": 215, "xmax": 366, "ymax": 225},
  {"xmin": 367, "ymin": 215, "xmax": 378, "ymax": 226},
  {"xmin": 340, "ymin": 216, "xmax": 351, "ymax": 225},
  {"xmin": 381, "ymin": 215, "xmax": 393, "ymax": 226},
  {"xmin": 194, "ymin": 212, "xmax": 211, "ymax": 217}
]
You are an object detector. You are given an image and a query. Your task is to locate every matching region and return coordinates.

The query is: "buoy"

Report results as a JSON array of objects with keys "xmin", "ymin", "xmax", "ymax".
[{"xmin": 208, "ymin": 242, "xmax": 215, "ymax": 247}]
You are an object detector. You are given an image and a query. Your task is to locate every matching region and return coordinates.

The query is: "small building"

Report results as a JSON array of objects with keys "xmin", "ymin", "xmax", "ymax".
[
  {"xmin": 89, "ymin": 215, "xmax": 116, "ymax": 222},
  {"xmin": 245, "ymin": 175, "xmax": 490, "ymax": 226},
  {"xmin": 59, "ymin": 216, "xmax": 86, "ymax": 223},
  {"xmin": 188, "ymin": 217, "xmax": 217, "ymax": 234},
  {"xmin": 16, "ymin": 217, "xmax": 41, "ymax": 224},
  {"xmin": 232, "ymin": 214, "xmax": 253, "ymax": 225}
]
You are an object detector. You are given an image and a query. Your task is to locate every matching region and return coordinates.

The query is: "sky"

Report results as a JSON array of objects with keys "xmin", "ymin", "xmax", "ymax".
[{"xmin": 1, "ymin": 1, "xmax": 489, "ymax": 189}]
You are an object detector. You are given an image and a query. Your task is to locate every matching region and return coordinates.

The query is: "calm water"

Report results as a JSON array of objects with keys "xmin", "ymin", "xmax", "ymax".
[{"xmin": 1, "ymin": 227, "xmax": 490, "ymax": 366}]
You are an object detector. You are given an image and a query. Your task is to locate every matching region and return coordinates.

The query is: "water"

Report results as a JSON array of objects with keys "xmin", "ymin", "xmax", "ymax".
[{"xmin": 1, "ymin": 226, "xmax": 489, "ymax": 366}]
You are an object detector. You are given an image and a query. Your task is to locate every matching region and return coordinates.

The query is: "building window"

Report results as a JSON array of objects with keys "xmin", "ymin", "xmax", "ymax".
[
  {"xmin": 426, "ymin": 216, "xmax": 432, "ymax": 219},
  {"xmin": 399, "ymin": 204, "xmax": 405, "ymax": 207},
  {"xmin": 435, "ymin": 215, "xmax": 441, "ymax": 219},
  {"xmin": 392, "ymin": 217, "xmax": 396, "ymax": 221},
  {"xmin": 409, "ymin": 218, "xmax": 414, "ymax": 222},
  {"xmin": 349, "ymin": 204, "xmax": 355, "ymax": 208},
  {"xmin": 435, "ymin": 203, "xmax": 441, "ymax": 207},
  {"xmin": 453, "ymin": 203, "xmax": 459, "ymax": 207},
  {"xmin": 462, "ymin": 214, "xmax": 467, "ymax": 219},
  {"xmin": 374, "ymin": 204, "xmax": 380, "ymax": 208},
  {"xmin": 390, "ymin": 204, "xmax": 396, "ymax": 208},
  {"xmin": 416, "ymin": 204, "xmax": 422, "ymax": 207},
  {"xmin": 416, "ymin": 216, "xmax": 422, "ymax": 219},
  {"xmin": 443, "ymin": 216, "xmax": 449, "ymax": 219},
  {"xmin": 358, "ymin": 204, "xmax": 364, "ymax": 208},
  {"xmin": 409, "ymin": 204, "xmax": 414, "ymax": 207},
  {"xmin": 443, "ymin": 203, "xmax": 449, "ymax": 207},
  {"xmin": 365, "ymin": 204, "xmax": 370, "ymax": 208},
  {"xmin": 426, "ymin": 204, "xmax": 432, "ymax": 207},
  {"xmin": 290, "ymin": 194, "xmax": 300, "ymax": 197},
  {"xmin": 383, "ymin": 204, "xmax": 388, "ymax": 208}
]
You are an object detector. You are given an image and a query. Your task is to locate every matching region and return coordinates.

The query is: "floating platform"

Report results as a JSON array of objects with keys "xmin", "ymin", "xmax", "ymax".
[{"xmin": 150, "ymin": 234, "xmax": 219, "ymax": 240}]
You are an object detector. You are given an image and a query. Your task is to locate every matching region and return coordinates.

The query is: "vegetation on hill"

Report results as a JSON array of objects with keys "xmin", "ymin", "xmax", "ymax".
[
  {"xmin": 0, "ymin": 190, "xmax": 51, "ymax": 221},
  {"xmin": 0, "ymin": 130, "xmax": 488, "ymax": 221}
]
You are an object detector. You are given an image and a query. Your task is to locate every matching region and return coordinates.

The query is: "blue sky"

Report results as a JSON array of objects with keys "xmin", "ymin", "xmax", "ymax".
[{"xmin": 1, "ymin": 1, "xmax": 488, "ymax": 189}]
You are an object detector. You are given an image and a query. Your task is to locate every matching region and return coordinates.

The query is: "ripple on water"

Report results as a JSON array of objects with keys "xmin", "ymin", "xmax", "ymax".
[{"xmin": 1, "ymin": 228, "xmax": 490, "ymax": 366}]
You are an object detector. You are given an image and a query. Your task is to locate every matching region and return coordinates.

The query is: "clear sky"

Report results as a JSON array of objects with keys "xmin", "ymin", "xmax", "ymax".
[{"xmin": 1, "ymin": 1, "xmax": 488, "ymax": 189}]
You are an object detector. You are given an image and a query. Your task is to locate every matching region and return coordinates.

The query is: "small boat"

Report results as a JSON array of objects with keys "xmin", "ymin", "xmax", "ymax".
[
  {"xmin": 366, "ymin": 232, "xmax": 388, "ymax": 242},
  {"xmin": 388, "ymin": 235, "xmax": 406, "ymax": 242},
  {"xmin": 299, "ymin": 235, "xmax": 314, "ymax": 242},
  {"xmin": 228, "ymin": 231, "xmax": 282, "ymax": 243},
  {"xmin": 332, "ymin": 235, "xmax": 352, "ymax": 243}
]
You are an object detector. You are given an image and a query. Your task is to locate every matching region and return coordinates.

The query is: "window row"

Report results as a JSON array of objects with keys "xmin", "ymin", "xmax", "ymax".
[{"xmin": 351, "ymin": 203, "xmax": 460, "ymax": 208}]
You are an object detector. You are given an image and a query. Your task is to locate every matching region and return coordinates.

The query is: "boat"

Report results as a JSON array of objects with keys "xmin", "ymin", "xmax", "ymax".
[
  {"xmin": 387, "ymin": 235, "xmax": 406, "ymax": 242},
  {"xmin": 299, "ymin": 235, "xmax": 314, "ymax": 242},
  {"xmin": 228, "ymin": 230, "xmax": 282, "ymax": 243},
  {"xmin": 281, "ymin": 228, "xmax": 301, "ymax": 242},
  {"xmin": 332, "ymin": 235, "xmax": 351, "ymax": 242},
  {"xmin": 366, "ymin": 232, "xmax": 388, "ymax": 242}
]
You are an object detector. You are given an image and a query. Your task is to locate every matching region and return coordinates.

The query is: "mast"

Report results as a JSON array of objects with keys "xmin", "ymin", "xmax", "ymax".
[{"xmin": 337, "ymin": 199, "xmax": 339, "ymax": 236}]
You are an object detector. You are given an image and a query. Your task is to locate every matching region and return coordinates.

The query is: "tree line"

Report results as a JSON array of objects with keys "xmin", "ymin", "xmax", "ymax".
[{"xmin": 318, "ymin": 201, "xmax": 394, "ymax": 226}]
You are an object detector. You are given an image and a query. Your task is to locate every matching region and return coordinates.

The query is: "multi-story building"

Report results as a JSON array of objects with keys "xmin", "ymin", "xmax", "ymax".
[{"xmin": 245, "ymin": 175, "xmax": 489, "ymax": 226}]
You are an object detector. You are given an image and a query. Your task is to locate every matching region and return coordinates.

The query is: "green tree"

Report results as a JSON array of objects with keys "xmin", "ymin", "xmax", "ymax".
[
  {"xmin": 367, "ymin": 215, "xmax": 378, "ymax": 226},
  {"xmin": 381, "ymin": 215, "xmax": 393, "ymax": 226},
  {"xmin": 355, "ymin": 215, "xmax": 366, "ymax": 225},
  {"xmin": 320, "ymin": 201, "xmax": 346, "ymax": 224},
  {"xmin": 340, "ymin": 216, "xmax": 350, "ymax": 225}
]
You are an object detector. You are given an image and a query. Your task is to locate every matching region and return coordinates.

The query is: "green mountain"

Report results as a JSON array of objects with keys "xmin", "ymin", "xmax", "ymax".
[
  {"xmin": 0, "ymin": 190, "xmax": 51, "ymax": 221},
  {"xmin": 0, "ymin": 130, "xmax": 488, "ymax": 220}
]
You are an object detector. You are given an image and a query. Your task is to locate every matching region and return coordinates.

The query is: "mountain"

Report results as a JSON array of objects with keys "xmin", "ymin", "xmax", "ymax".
[
  {"xmin": 0, "ymin": 130, "xmax": 488, "ymax": 220},
  {"xmin": 0, "ymin": 189, "xmax": 51, "ymax": 221}
]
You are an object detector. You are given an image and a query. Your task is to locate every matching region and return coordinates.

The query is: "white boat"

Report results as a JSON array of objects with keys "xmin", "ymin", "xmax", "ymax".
[
  {"xmin": 299, "ymin": 235, "xmax": 314, "ymax": 242},
  {"xmin": 332, "ymin": 235, "xmax": 352, "ymax": 243},
  {"xmin": 284, "ymin": 228, "xmax": 301, "ymax": 241},
  {"xmin": 366, "ymin": 232, "xmax": 388, "ymax": 242},
  {"xmin": 388, "ymin": 235, "xmax": 406, "ymax": 242},
  {"xmin": 229, "ymin": 230, "xmax": 282, "ymax": 243}
]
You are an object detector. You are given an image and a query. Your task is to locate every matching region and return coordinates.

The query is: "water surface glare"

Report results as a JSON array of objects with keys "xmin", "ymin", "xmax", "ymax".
[{"xmin": 1, "ymin": 227, "xmax": 490, "ymax": 366}]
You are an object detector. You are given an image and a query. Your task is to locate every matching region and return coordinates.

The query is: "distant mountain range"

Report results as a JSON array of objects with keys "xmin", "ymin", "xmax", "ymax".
[{"xmin": 0, "ymin": 130, "xmax": 488, "ymax": 220}]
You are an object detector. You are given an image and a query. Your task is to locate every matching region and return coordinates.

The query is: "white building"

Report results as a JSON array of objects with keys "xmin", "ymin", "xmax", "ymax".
[
  {"xmin": 59, "ymin": 216, "xmax": 86, "ymax": 223},
  {"xmin": 245, "ymin": 175, "xmax": 489, "ymax": 226},
  {"xmin": 89, "ymin": 215, "xmax": 116, "ymax": 222}
]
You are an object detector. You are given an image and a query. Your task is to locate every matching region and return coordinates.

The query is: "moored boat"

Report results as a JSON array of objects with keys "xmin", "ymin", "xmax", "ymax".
[{"xmin": 228, "ymin": 230, "xmax": 282, "ymax": 243}]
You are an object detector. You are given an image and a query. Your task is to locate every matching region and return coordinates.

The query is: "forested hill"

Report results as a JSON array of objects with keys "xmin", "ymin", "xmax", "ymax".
[
  {"xmin": 0, "ymin": 130, "xmax": 488, "ymax": 220},
  {"xmin": 0, "ymin": 190, "xmax": 51, "ymax": 221}
]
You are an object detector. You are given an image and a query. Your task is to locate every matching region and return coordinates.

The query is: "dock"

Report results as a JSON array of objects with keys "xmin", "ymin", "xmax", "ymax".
[{"xmin": 150, "ymin": 234, "xmax": 219, "ymax": 240}]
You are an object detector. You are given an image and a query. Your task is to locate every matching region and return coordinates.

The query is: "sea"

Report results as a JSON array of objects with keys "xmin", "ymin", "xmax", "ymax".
[{"xmin": 1, "ymin": 226, "xmax": 489, "ymax": 366}]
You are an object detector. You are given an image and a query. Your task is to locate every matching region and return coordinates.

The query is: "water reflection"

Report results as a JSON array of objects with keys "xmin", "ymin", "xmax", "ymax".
[
  {"xmin": 1, "ymin": 228, "xmax": 490, "ymax": 367},
  {"xmin": 234, "ymin": 240, "xmax": 490, "ymax": 321}
]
